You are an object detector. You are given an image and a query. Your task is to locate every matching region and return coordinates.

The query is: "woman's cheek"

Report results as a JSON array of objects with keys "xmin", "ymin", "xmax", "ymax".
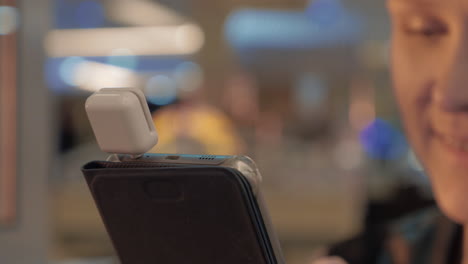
[{"xmin": 391, "ymin": 46, "xmax": 434, "ymax": 156}]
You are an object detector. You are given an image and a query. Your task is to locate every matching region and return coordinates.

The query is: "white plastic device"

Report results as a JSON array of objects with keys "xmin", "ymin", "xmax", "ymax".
[{"xmin": 85, "ymin": 88, "xmax": 158, "ymax": 155}]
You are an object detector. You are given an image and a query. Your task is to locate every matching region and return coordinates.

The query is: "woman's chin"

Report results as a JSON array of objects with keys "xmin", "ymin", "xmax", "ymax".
[
  {"xmin": 435, "ymin": 181, "xmax": 468, "ymax": 224},
  {"xmin": 439, "ymin": 203, "xmax": 468, "ymax": 224},
  {"xmin": 427, "ymin": 148, "xmax": 468, "ymax": 224}
]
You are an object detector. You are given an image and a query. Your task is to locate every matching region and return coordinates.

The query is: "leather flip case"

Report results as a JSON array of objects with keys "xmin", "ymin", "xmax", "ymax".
[{"xmin": 82, "ymin": 161, "xmax": 276, "ymax": 264}]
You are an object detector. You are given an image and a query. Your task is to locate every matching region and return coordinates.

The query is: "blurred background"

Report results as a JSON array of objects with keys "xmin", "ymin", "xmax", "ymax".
[{"xmin": 0, "ymin": 0, "xmax": 434, "ymax": 263}]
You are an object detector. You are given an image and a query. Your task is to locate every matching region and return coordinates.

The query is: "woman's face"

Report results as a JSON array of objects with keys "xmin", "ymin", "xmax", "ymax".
[{"xmin": 388, "ymin": 0, "xmax": 468, "ymax": 223}]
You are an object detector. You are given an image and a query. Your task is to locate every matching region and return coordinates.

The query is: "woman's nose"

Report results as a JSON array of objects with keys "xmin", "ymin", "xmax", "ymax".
[{"xmin": 435, "ymin": 37, "xmax": 468, "ymax": 112}]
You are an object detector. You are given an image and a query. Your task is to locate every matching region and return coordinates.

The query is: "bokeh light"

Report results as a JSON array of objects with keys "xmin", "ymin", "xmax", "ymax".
[
  {"xmin": 359, "ymin": 118, "xmax": 408, "ymax": 160},
  {"xmin": 107, "ymin": 48, "xmax": 138, "ymax": 70},
  {"xmin": 59, "ymin": 56, "xmax": 86, "ymax": 86},
  {"xmin": 0, "ymin": 6, "xmax": 19, "ymax": 35},
  {"xmin": 225, "ymin": 7, "xmax": 361, "ymax": 51},
  {"xmin": 73, "ymin": 61, "xmax": 138, "ymax": 92},
  {"xmin": 175, "ymin": 24, "xmax": 205, "ymax": 54},
  {"xmin": 146, "ymin": 75, "xmax": 177, "ymax": 106}
]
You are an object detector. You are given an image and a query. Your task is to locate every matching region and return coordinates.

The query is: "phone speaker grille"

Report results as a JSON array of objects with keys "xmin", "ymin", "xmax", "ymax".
[{"xmin": 198, "ymin": 155, "xmax": 216, "ymax": 160}]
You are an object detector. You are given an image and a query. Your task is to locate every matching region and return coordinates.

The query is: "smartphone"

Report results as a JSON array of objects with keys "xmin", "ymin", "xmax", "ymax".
[{"xmin": 82, "ymin": 153, "xmax": 284, "ymax": 264}]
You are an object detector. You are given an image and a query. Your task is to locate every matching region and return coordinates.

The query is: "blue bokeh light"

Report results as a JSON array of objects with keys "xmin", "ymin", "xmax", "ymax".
[
  {"xmin": 146, "ymin": 75, "xmax": 178, "ymax": 106},
  {"xmin": 359, "ymin": 118, "xmax": 408, "ymax": 160},
  {"xmin": 59, "ymin": 56, "xmax": 86, "ymax": 86},
  {"xmin": 46, "ymin": 56, "xmax": 193, "ymax": 93},
  {"xmin": 107, "ymin": 48, "xmax": 139, "ymax": 70},
  {"xmin": 224, "ymin": 7, "xmax": 362, "ymax": 51}
]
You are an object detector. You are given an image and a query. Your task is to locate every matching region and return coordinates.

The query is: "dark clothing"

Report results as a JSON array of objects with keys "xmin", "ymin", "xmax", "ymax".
[
  {"xmin": 379, "ymin": 208, "xmax": 462, "ymax": 264},
  {"xmin": 331, "ymin": 207, "xmax": 462, "ymax": 264}
]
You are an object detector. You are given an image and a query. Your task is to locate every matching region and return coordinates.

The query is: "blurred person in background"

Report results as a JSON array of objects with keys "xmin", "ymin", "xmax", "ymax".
[
  {"xmin": 317, "ymin": 0, "xmax": 468, "ymax": 263},
  {"xmin": 149, "ymin": 76, "xmax": 246, "ymax": 155},
  {"xmin": 150, "ymin": 98, "xmax": 246, "ymax": 155}
]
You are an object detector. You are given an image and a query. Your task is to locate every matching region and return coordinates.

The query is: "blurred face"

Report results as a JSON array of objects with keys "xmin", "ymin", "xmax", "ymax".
[{"xmin": 388, "ymin": 0, "xmax": 468, "ymax": 223}]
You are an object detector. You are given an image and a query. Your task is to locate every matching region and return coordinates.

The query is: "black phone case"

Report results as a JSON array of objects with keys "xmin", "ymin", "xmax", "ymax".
[{"xmin": 82, "ymin": 161, "xmax": 276, "ymax": 264}]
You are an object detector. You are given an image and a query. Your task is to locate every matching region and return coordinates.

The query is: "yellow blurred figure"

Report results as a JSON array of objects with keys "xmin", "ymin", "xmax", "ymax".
[{"xmin": 150, "ymin": 103, "xmax": 245, "ymax": 155}]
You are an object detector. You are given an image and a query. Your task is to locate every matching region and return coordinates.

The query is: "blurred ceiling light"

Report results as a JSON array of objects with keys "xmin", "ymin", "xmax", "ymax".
[
  {"xmin": 105, "ymin": 0, "xmax": 185, "ymax": 26},
  {"xmin": 45, "ymin": 23, "xmax": 205, "ymax": 57},
  {"xmin": 74, "ymin": 60, "xmax": 139, "ymax": 92},
  {"xmin": 175, "ymin": 24, "xmax": 204, "ymax": 53},
  {"xmin": 225, "ymin": 8, "xmax": 362, "ymax": 50},
  {"xmin": 0, "ymin": 6, "xmax": 19, "ymax": 35}
]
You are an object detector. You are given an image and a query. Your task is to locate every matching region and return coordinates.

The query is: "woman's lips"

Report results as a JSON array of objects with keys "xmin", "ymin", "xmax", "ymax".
[{"xmin": 433, "ymin": 130, "xmax": 468, "ymax": 164}]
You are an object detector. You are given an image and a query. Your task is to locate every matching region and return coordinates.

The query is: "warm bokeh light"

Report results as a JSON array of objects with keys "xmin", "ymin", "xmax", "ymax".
[
  {"xmin": 44, "ymin": 23, "xmax": 205, "ymax": 57},
  {"xmin": 74, "ymin": 61, "xmax": 139, "ymax": 92}
]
